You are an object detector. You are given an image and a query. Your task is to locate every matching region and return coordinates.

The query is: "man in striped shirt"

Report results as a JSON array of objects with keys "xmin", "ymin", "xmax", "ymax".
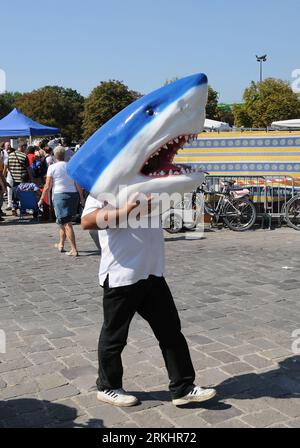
[{"xmin": 7, "ymin": 142, "xmax": 32, "ymax": 215}]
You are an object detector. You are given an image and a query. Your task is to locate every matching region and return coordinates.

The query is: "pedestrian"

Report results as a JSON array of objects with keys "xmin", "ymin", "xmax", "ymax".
[
  {"xmin": 2, "ymin": 142, "xmax": 13, "ymax": 211},
  {"xmin": 38, "ymin": 145, "xmax": 84, "ymax": 256},
  {"xmin": 26, "ymin": 146, "xmax": 37, "ymax": 166},
  {"xmin": 0, "ymin": 148, "xmax": 7, "ymax": 221},
  {"xmin": 80, "ymin": 195, "xmax": 216, "ymax": 407},
  {"xmin": 7, "ymin": 141, "xmax": 32, "ymax": 216},
  {"xmin": 45, "ymin": 146, "xmax": 56, "ymax": 167},
  {"xmin": 63, "ymin": 137, "xmax": 75, "ymax": 162},
  {"xmin": 31, "ymin": 151, "xmax": 47, "ymax": 187}
]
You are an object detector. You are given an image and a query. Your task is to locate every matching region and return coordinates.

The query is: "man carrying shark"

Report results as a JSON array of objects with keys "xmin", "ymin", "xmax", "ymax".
[{"xmin": 67, "ymin": 74, "xmax": 216, "ymax": 407}]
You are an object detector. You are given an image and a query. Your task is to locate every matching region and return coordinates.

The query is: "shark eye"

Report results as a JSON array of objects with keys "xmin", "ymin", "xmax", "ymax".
[{"xmin": 146, "ymin": 108, "xmax": 154, "ymax": 116}]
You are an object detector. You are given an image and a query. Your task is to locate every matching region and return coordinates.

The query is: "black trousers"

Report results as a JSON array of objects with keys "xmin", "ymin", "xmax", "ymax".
[{"xmin": 97, "ymin": 275, "xmax": 195, "ymax": 399}]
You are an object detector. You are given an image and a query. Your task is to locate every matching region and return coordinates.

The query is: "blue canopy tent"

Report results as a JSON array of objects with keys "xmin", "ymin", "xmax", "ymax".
[{"xmin": 0, "ymin": 108, "xmax": 60, "ymax": 138}]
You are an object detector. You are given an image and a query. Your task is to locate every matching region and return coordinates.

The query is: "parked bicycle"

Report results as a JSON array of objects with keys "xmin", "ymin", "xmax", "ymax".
[
  {"xmin": 285, "ymin": 194, "xmax": 300, "ymax": 230},
  {"xmin": 164, "ymin": 178, "xmax": 257, "ymax": 233},
  {"xmin": 200, "ymin": 180, "xmax": 257, "ymax": 231}
]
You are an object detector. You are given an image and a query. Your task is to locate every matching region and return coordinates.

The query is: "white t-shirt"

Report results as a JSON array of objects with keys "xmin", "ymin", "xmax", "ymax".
[
  {"xmin": 3, "ymin": 150, "xmax": 8, "ymax": 166},
  {"xmin": 82, "ymin": 195, "xmax": 165, "ymax": 287},
  {"xmin": 47, "ymin": 161, "xmax": 77, "ymax": 194},
  {"xmin": 46, "ymin": 155, "xmax": 56, "ymax": 166}
]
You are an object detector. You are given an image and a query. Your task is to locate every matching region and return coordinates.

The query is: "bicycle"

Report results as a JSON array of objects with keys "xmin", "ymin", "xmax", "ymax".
[
  {"xmin": 164, "ymin": 177, "xmax": 257, "ymax": 233},
  {"xmin": 285, "ymin": 194, "xmax": 300, "ymax": 230},
  {"xmin": 200, "ymin": 179, "xmax": 257, "ymax": 231}
]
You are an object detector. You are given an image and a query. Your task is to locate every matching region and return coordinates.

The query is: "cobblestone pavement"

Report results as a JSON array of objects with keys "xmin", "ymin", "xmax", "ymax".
[{"xmin": 1, "ymin": 216, "xmax": 300, "ymax": 428}]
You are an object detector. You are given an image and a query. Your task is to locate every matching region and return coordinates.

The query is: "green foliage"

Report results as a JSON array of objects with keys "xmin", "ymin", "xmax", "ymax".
[
  {"xmin": 232, "ymin": 103, "xmax": 252, "ymax": 128},
  {"xmin": 0, "ymin": 92, "xmax": 22, "ymax": 119},
  {"xmin": 216, "ymin": 106, "xmax": 235, "ymax": 126},
  {"xmin": 83, "ymin": 80, "xmax": 141, "ymax": 140},
  {"xmin": 16, "ymin": 86, "xmax": 84, "ymax": 141},
  {"xmin": 206, "ymin": 86, "xmax": 219, "ymax": 120},
  {"xmin": 232, "ymin": 78, "xmax": 300, "ymax": 128}
]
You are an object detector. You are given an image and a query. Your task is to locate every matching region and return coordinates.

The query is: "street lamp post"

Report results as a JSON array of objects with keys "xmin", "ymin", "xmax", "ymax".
[{"xmin": 256, "ymin": 54, "xmax": 267, "ymax": 82}]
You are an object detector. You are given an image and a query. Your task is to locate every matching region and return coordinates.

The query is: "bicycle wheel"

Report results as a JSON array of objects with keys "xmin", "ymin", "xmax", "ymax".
[
  {"xmin": 223, "ymin": 197, "xmax": 256, "ymax": 231},
  {"xmin": 163, "ymin": 211, "xmax": 183, "ymax": 234},
  {"xmin": 285, "ymin": 195, "xmax": 300, "ymax": 230}
]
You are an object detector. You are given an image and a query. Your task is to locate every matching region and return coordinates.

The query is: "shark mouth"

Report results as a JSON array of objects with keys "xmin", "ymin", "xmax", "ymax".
[{"xmin": 141, "ymin": 134, "xmax": 201, "ymax": 178}]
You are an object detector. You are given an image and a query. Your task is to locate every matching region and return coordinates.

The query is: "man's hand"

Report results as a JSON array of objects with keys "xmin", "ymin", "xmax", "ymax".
[{"xmin": 123, "ymin": 192, "xmax": 153, "ymax": 216}]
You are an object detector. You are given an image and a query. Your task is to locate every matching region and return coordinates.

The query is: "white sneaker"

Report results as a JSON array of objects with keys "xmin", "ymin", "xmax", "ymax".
[
  {"xmin": 97, "ymin": 388, "xmax": 138, "ymax": 407},
  {"xmin": 172, "ymin": 385, "xmax": 216, "ymax": 406}
]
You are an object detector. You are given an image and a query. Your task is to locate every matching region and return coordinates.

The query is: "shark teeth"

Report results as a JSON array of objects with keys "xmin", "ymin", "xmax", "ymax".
[{"xmin": 142, "ymin": 133, "xmax": 203, "ymax": 177}]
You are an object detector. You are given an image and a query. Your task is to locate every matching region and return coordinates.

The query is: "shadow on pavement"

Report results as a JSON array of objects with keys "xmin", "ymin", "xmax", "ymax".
[
  {"xmin": 176, "ymin": 355, "xmax": 300, "ymax": 410},
  {"xmin": 0, "ymin": 398, "xmax": 104, "ymax": 428}
]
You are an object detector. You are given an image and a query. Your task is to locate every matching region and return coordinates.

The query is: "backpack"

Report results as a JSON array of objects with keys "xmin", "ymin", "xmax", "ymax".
[{"xmin": 31, "ymin": 158, "xmax": 47, "ymax": 178}]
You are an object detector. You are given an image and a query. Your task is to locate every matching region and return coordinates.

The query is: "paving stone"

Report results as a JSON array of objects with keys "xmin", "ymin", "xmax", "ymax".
[
  {"xmin": 37, "ymin": 374, "xmax": 69, "ymax": 391},
  {"xmin": 0, "ymin": 382, "xmax": 39, "ymax": 399},
  {"xmin": 61, "ymin": 354, "xmax": 93, "ymax": 368},
  {"xmin": 228, "ymin": 344, "xmax": 259, "ymax": 357},
  {"xmin": 227, "ymin": 395, "xmax": 270, "ymax": 413},
  {"xmin": 286, "ymin": 418, "xmax": 300, "ymax": 428},
  {"xmin": 250, "ymin": 338, "xmax": 280, "ymax": 350},
  {"xmin": 186, "ymin": 335, "xmax": 214, "ymax": 345},
  {"xmin": 197, "ymin": 367, "xmax": 231, "ymax": 387},
  {"xmin": 40, "ymin": 385, "xmax": 80, "ymax": 401},
  {"xmin": 73, "ymin": 392, "xmax": 98, "ymax": 409},
  {"xmin": 267, "ymin": 423, "xmax": 290, "ymax": 428},
  {"xmin": 243, "ymin": 354, "xmax": 275, "ymax": 369},
  {"xmin": 209, "ymin": 351, "xmax": 240, "ymax": 364},
  {"xmin": 0, "ymin": 358, "xmax": 32, "ymax": 373},
  {"xmin": 114, "ymin": 421, "xmax": 140, "ymax": 428},
  {"xmin": 70, "ymin": 375, "xmax": 97, "ymax": 393},
  {"xmin": 221, "ymin": 362, "xmax": 255, "ymax": 375},
  {"xmin": 263, "ymin": 397, "xmax": 300, "ymax": 418},
  {"xmin": 215, "ymin": 418, "xmax": 252, "ymax": 428},
  {"xmin": 241, "ymin": 409, "xmax": 287, "ymax": 428},
  {"xmin": 61, "ymin": 365, "xmax": 97, "ymax": 380},
  {"xmin": 201, "ymin": 405, "xmax": 242, "ymax": 425},
  {"xmin": 27, "ymin": 352, "xmax": 56, "ymax": 365},
  {"xmin": 174, "ymin": 414, "xmax": 210, "ymax": 428},
  {"xmin": 130, "ymin": 409, "xmax": 174, "ymax": 428},
  {"xmin": 88, "ymin": 405, "xmax": 129, "ymax": 426},
  {"xmin": 261, "ymin": 348, "xmax": 293, "ymax": 360}
]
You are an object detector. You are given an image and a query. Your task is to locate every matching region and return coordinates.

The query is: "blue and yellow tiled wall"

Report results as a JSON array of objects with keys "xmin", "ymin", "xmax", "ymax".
[{"xmin": 175, "ymin": 131, "xmax": 300, "ymax": 178}]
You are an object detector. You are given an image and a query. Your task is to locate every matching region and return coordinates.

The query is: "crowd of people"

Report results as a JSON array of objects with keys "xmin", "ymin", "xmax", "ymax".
[{"xmin": 0, "ymin": 137, "xmax": 84, "ymax": 256}]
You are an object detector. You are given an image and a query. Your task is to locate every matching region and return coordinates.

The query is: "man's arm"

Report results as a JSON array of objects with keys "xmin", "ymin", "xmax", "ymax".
[
  {"xmin": 81, "ymin": 193, "xmax": 151, "ymax": 230},
  {"xmin": 81, "ymin": 200, "xmax": 137, "ymax": 230}
]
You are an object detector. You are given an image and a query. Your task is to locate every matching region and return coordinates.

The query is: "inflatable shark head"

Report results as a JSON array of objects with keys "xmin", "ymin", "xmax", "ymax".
[{"xmin": 67, "ymin": 73, "xmax": 208, "ymax": 207}]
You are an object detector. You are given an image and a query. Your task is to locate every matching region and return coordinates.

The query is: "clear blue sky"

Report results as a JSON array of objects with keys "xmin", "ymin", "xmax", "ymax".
[{"xmin": 2, "ymin": 0, "xmax": 299, "ymax": 103}]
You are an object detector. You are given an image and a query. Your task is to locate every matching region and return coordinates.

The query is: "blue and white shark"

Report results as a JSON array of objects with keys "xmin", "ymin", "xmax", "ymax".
[{"xmin": 67, "ymin": 73, "xmax": 208, "ymax": 208}]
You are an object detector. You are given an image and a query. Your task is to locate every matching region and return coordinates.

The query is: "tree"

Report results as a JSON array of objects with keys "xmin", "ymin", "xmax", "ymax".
[
  {"xmin": 232, "ymin": 103, "xmax": 252, "ymax": 128},
  {"xmin": 232, "ymin": 79, "xmax": 300, "ymax": 128},
  {"xmin": 0, "ymin": 92, "xmax": 22, "ymax": 119},
  {"xmin": 216, "ymin": 103, "xmax": 234, "ymax": 126},
  {"xmin": 206, "ymin": 86, "xmax": 219, "ymax": 120},
  {"xmin": 16, "ymin": 86, "xmax": 84, "ymax": 141},
  {"xmin": 83, "ymin": 80, "xmax": 141, "ymax": 140}
]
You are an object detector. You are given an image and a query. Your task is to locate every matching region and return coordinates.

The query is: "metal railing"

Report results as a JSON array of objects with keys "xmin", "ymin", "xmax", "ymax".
[{"xmin": 204, "ymin": 175, "xmax": 299, "ymax": 229}]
